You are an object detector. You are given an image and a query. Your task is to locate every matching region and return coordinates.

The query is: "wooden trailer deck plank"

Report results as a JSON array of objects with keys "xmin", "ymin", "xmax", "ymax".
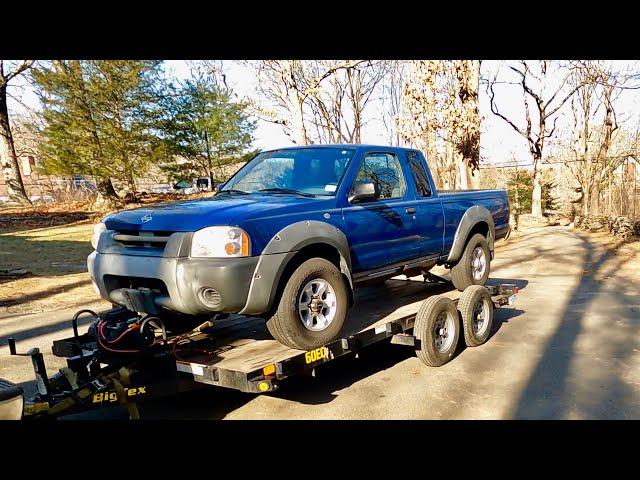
[{"xmin": 194, "ymin": 277, "xmax": 457, "ymax": 373}]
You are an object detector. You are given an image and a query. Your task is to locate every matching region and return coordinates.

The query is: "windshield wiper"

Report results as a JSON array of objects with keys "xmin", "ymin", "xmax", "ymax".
[
  {"xmin": 258, "ymin": 188, "xmax": 315, "ymax": 198},
  {"xmin": 216, "ymin": 189, "xmax": 250, "ymax": 195}
]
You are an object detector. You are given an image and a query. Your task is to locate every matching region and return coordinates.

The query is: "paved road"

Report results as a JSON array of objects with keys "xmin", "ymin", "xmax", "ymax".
[{"xmin": 2, "ymin": 226, "xmax": 639, "ymax": 419}]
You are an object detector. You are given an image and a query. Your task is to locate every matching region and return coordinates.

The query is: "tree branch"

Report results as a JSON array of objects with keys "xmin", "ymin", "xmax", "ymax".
[{"xmin": 2, "ymin": 60, "xmax": 35, "ymax": 85}]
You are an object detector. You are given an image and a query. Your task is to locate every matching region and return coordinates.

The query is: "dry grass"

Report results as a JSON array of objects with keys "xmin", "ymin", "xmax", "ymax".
[
  {"xmin": 0, "ymin": 192, "xmax": 208, "ymax": 316},
  {"xmin": 0, "ymin": 221, "xmax": 109, "ymax": 315}
]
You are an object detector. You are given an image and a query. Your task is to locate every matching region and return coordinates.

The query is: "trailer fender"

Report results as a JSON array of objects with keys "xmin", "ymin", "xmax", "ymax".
[
  {"xmin": 240, "ymin": 221, "xmax": 353, "ymax": 315},
  {"xmin": 446, "ymin": 206, "xmax": 496, "ymax": 264}
]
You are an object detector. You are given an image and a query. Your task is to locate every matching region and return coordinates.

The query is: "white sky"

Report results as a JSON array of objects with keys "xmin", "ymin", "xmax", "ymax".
[{"xmin": 7, "ymin": 60, "xmax": 640, "ymax": 165}]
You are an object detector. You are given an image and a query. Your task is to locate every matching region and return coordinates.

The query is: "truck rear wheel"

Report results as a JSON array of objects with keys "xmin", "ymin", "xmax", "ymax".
[
  {"xmin": 458, "ymin": 285, "xmax": 494, "ymax": 347},
  {"xmin": 450, "ymin": 233, "xmax": 490, "ymax": 291},
  {"xmin": 414, "ymin": 295, "xmax": 460, "ymax": 367},
  {"xmin": 266, "ymin": 257, "xmax": 349, "ymax": 350}
]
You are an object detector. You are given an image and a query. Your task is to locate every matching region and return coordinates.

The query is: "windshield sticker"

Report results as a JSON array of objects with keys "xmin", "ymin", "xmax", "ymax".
[{"xmin": 324, "ymin": 184, "xmax": 337, "ymax": 192}]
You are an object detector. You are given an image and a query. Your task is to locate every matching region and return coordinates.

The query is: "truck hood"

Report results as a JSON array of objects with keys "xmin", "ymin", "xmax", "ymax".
[{"xmin": 103, "ymin": 194, "xmax": 331, "ymax": 232}]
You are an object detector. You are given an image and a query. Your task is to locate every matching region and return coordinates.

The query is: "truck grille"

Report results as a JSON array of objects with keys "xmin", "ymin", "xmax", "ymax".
[{"xmin": 112, "ymin": 230, "xmax": 175, "ymax": 248}]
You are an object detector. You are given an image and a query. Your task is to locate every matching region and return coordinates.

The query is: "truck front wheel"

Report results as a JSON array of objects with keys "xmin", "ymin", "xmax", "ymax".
[
  {"xmin": 266, "ymin": 257, "xmax": 349, "ymax": 350},
  {"xmin": 450, "ymin": 233, "xmax": 490, "ymax": 291}
]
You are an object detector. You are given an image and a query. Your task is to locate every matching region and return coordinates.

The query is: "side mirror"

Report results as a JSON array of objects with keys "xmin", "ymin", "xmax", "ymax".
[{"xmin": 349, "ymin": 181, "xmax": 379, "ymax": 203}]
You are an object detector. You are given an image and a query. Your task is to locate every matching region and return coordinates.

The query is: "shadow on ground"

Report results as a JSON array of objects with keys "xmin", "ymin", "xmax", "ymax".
[
  {"xmin": 510, "ymin": 230, "xmax": 639, "ymax": 419},
  {"xmin": 0, "ymin": 211, "xmax": 95, "ymax": 234}
]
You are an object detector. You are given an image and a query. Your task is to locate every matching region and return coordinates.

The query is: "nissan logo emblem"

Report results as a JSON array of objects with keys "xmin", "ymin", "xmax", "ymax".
[{"xmin": 141, "ymin": 214, "xmax": 152, "ymax": 223}]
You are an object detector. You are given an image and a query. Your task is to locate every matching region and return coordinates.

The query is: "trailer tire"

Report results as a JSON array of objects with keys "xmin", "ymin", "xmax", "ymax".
[
  {"xmin": 450, "ymin": 233, "xmax": 490, "ymax": 291},
  {"xmin": 266, "ymin": 257, "xmax": 349, "ymax": 350},
  {"xmin": 458, "ymin": 285, "xmax": 494, "ymax": 347},
  {"xmin": 414, "ymin": 295, "xmax": 460, "ymax": 367}
]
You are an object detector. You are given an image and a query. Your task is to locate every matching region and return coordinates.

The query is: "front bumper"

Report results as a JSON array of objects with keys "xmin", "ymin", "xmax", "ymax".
[{"xmin": 88, "ymin": 251, "xmax": 259, "ymax": 315}]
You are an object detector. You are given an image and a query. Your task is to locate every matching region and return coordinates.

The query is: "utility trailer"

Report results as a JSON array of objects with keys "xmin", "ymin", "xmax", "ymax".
[{"xmin": 0, "ymin": 276, "xmax": 518, "ymax": 420}]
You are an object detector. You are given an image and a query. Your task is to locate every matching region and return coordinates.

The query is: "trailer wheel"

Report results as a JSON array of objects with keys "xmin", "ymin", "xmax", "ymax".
[
  {"xmin": 414, "ymin": 295, "xmax": 460, "ymax": 367},
  {"xmin": 458, "ymin": 285, "xmax": 494, "ymax": 347},
  {"xmin": 450, "ymin": 233, "xmax": 490, "ymax": 291},
  {"xmin": 266, "ymin": 257, "xmax": 349, "ymax": 350}
]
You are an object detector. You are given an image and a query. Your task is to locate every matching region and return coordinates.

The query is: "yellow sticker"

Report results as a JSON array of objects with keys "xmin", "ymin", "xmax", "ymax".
[{"xmin": 304, "ymin": 347, "xmax": 329, "ymax": 364}]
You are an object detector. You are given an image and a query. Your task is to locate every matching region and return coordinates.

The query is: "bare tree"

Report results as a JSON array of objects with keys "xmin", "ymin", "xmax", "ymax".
[
  {"xmin": 248, "ymin": 60, "xmax": 369, "ymax": 145},
  {"xmin": 562, "ymin": 61, "xmax": 630, "ymax": 218},
  {"xmin": 400, "ymin": 60, "xmax": 481, "ymax": 190},
  {"xmin": 0, "ymin": 60, "xmax": 34, "ymax": 204},
  {"xmin": 306, "ymin": 60, "xmax": 389, "ymax": 144},
  {"xmin": 188, "ymin": 60, "xmax": 229, "ymax": 91},
  {"xmin": 454, "ymin": 60, "xmax": 481, "ymax": 188},
  {"xmin": 380, "ymin": 61, "xmax": 406, "ymax": 147},
  {"xmin": 487, "ymin": 60, "xmax": 585, "ymax": 217}
]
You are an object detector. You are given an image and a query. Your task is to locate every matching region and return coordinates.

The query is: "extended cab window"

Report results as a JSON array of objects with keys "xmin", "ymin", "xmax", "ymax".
[
  {"xmin": 353, "ymin": 153, "xmax": 407, "ymax": 200},
  {"xmin": 406, "ymin": 151, "xmax": 432, "ymax": 197}
]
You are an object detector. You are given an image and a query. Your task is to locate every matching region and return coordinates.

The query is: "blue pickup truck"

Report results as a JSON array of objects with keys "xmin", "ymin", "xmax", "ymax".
[{"xmin": 88, "ymin": 145, "xmax": 509, "ymax": 350}]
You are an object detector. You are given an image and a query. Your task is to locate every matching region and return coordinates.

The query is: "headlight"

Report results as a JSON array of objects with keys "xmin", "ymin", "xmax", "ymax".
[
  {"xmin": 91, "ymin": 222, "xmax": 107, "ymax": 249},
  {"xmin": 191, "ymin": 226, "xmax": 250, "ymax": 258}
]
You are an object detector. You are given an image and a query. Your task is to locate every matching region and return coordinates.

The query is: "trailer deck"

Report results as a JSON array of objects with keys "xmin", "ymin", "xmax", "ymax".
[{"xmin": 1, "ymin": 276, "xmax": 517, "ymax": 419}]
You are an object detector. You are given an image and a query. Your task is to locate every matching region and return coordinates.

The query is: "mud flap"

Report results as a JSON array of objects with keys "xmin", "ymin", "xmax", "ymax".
[{"xmin": 0, "ymin": 378, "xmax": 24, "ymax": 420}]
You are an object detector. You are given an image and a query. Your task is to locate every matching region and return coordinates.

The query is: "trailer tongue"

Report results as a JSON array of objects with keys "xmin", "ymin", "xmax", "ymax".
[{"xmin": 1, "ymin": 278, "xmax": 518, "ymax": 420}]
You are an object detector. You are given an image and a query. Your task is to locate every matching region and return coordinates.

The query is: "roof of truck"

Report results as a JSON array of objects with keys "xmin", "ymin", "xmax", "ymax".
[{"xmin": 265, "ymin": 144, "xmax": 413, "ymax": 151}]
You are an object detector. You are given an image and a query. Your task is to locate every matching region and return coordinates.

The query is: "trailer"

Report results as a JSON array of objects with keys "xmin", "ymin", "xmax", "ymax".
[{"xmin": 0, "ymin": 276, "xmax": 518, "ymax": 420}]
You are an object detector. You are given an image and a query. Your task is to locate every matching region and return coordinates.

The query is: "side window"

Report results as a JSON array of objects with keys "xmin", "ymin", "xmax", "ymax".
[
  {"xmin": 353, "ymin": 153, "xmax": 407, "ymax": 200},
  {"xmin": 406, "ymin": 151, "xmax": 432, "ymax": 197}
]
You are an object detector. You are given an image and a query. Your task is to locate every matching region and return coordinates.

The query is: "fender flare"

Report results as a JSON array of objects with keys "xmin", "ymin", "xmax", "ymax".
[
  {"xmin": 240, "ymin": 220, "xmax": 353, "ymax": 315},
  {"xmin": 446, "ymin": 206, "xmax": 495, "ymax": 264}
]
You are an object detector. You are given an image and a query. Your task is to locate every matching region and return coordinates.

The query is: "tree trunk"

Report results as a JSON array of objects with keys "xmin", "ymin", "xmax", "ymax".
[
  {"xmin": 94, "ymin": 177, "xmax": 118, "ymax": 208},
  {"xmin": 209, "ymin": 169, "xmax": 215, "ymax": 191},
  {"xmin": 531, "ymin": 158, "xmax": 543, "ymax": 218},
  {"xmin": 0, "ymin": 84, "xmax": 30, "ymax": 204},
  {"xmin": 456, "ymin": 154, "xmax": 469, "ymax": 190},
  {"xmin": 582, "ymin": 183, "xmax": 590, "ymax": 216},
  {"xmin": 204, "ymin": 132, "xmax": 215, "ymax": 190},
  {"xmin": 464, "ymin": 60, "xmax": 481, "ymax": 190},
  {"xmin": 590, "ymin": 180, "xmax": 600, "ymax": 216},
  {"xmin": 296, "ymin": 97, "xmax": 308, "ymax": 145}
]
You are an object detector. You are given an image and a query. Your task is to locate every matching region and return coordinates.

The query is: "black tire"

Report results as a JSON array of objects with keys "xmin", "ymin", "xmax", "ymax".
[
  {"xmin": 458, "ymin": 285, "xmax": 494, "ymax": 347},
  {"xmin": 266, "ymin": 257, "xmax": 349, "ymax": 350},
  {"xmin": 414, "ymin": 295, "xmax": 460, "ymax": 367},
  {"xmin": 450, "ymin": 233, "xmax": 490, "ymax": 291}
]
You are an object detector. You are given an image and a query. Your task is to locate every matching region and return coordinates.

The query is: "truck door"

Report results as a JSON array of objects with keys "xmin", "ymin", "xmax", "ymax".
[
  {"xmin": 342, "ymin": 151, "xmax": 421, "ymax": 273},
  {"xmin": 405, "ymin": 150, "xmax": 445, "ymax": 260}
]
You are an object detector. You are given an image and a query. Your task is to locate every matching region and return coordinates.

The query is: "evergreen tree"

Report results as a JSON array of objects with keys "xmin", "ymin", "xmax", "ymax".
[
  {"xmin": 162, "ymin": 72, "xmax": 255, "ymax": 186},
  {"xmin": 32, "ymin": 60, "xmax": 168, "ymax": 204}
]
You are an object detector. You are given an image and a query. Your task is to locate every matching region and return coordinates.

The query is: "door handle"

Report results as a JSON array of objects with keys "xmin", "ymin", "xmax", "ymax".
[{"xmin": 405, "ymin": 207, "xmax": 416, "ymax": 214}]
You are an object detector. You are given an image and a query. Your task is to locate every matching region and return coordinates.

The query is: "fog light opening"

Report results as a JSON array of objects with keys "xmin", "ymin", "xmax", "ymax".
[{"xmin": 199, "ymin": 287, "xmax": 222, "ymax": 308}]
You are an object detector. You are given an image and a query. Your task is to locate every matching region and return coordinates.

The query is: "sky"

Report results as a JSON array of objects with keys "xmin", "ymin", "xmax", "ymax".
[{"xmin": 7, "ymin": 60, "xmax": 640, "ymax": 166}]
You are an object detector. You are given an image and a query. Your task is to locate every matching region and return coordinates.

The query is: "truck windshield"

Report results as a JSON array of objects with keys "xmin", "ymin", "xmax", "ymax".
[{"xmin": 221, "ymin": 147, "xmax": 355, "ymax": 196}]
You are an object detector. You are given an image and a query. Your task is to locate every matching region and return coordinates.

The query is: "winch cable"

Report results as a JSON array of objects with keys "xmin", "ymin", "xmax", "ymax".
[{"xmin": 170, "ymin": 321, "xmax": 217, "ymax": 361}]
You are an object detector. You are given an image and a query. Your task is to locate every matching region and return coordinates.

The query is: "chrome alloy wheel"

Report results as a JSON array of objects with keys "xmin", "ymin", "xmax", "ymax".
[
  {"xmin": 471, "ymin": 246, "xmax": 487, "ymax": 281},
  {"xmin": 298, "ymin": 279, "xmax": 337, "ymax": 331}
]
